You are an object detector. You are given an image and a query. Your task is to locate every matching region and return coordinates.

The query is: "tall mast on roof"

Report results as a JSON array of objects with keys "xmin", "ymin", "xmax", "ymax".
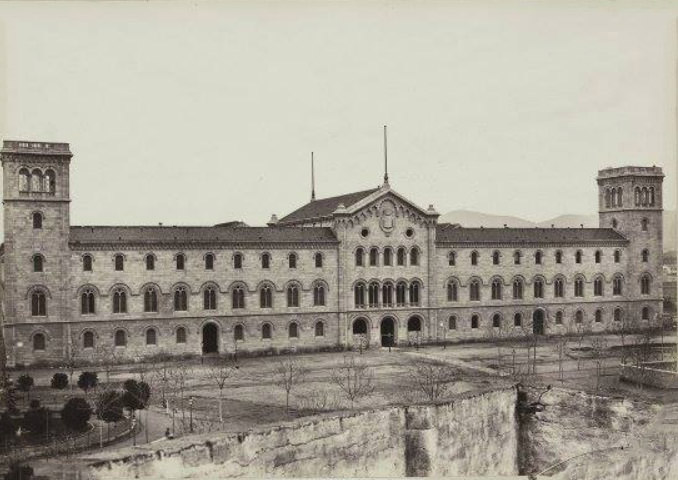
[
  {"xmin": 311, "ymin": 152, "xmax": 316, "ymax": 201},
  {"xmin": 383, "ymin": 125, "xmax": 389, "ymax": 186}
]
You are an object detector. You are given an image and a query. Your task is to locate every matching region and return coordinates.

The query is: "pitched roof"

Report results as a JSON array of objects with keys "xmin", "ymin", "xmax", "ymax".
[
  {"xmin": 69, "ymin": 226, "xmax": 337, "ymax": 247},
  {"xmin": 278, "ymin": 188, "xmax": 379, "ymax": 224},
  {"xmin": 435, "ymin": 224, "xmax": 628, "ymax": 245}
]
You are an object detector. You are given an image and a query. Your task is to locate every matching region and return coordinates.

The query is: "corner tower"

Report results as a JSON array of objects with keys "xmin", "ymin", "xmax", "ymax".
[
  {"xmin": 1, "ymin": 141, "xmax": 72, "ymax": 364},
  {"xmin": 597, "ymin": 166, "xmax": 664, "ymax": 318}
]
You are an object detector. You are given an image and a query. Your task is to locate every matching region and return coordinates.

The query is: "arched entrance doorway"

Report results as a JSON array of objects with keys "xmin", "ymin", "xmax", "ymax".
[
  {"xmin": 532, "ymin": 310, "xmax": 545, "ymax": 335},
  {"xmin": 352, "ymin": 317, "xmax": 369, "ymax": 348},
  {"xmin": 381, "ymin": 317, "xmax": 396, "ymax": 347},
  {"xmin": 202, "ymin": 322, "xmax": 219, "ymax": 354},
  {"xmin": 407, "ymin": 316, "xmax": 423, "ymax": 345}
]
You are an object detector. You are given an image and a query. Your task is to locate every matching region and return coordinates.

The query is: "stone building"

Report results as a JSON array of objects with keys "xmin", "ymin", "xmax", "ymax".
[{"xmin": 0, "ymin": 140, "xmax": 665, "ymax": 365}]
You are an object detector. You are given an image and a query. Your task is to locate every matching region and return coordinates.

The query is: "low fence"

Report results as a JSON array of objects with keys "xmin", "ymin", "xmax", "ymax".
[{"xmin": 619, "ymin": 360, "xmax": 678, "ymax": 389}]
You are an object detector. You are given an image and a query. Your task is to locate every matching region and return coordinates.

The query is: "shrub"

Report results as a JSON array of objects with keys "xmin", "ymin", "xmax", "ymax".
[
  {"xmin": 23, "ymin": 406, "xmax": 48, "ymax": 435},
  {"xmin": 96, "ymin": 390, "xmax": 124, "ymax": 423},
  {"xmin": 16, "ymin": 374, "xmax": 34, "ymax": 400},
  {"xmin": 77, "ymin": 371, "xmax": 98, "ymax": 394},
  {"xmin": 4, "ymin": 463, "xmax": 33, "ymax": 480},
  {"xmin": 0, "ymin": 412, "xmax": 18, "ymax": 441},
  {"xmin": 50, "ymin": 373, "xmax": 68, "ymax": 390},
  {"xmin": 61, "ymin": 398, "xmax": 92, "ymax": 432},
  {"xmin": 122, "ymin": 380, "xmax": 151, "ymax": 411}
]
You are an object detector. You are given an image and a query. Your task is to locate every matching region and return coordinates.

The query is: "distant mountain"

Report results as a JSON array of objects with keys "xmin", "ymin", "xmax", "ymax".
[{"xmin": 439, "ymin": 209, "xmax": 675, "ymax": 252}]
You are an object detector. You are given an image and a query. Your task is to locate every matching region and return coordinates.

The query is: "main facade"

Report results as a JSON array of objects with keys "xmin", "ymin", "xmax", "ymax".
[{"xmin": 0, "ymin": 140, "xmax": 665, "ymax": 365}]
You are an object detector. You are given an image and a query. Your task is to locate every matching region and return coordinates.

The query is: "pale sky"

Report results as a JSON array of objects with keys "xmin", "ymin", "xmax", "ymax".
[{"xmin": 0, "ymin": 0, "xmax": 676, "ymax": 233}]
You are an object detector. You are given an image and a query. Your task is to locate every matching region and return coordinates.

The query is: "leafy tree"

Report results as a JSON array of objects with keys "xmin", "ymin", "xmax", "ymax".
[
  {"xmin": 16, "ymin": 374, "xmax": 34, "ymax": 401},
  {"xmin": 50, "ymin": 373, "xmax": 68, "ymax": 390},
  {"xmin": 23, "ymin": 406, "xmax": 48, "ymax": 435},
  {"xmin": 96, "ymin": 390, "xmax": 124, "ymax": 423},
  {"xmin": 122, "ymin": 380, "xmax": 150, "ymax": 411},
  {"xmin": 61, "ymin": 397, "xmax": 92, "ymax": 432},
  {"xmin": 0, "ymin": 412, "xmax": 18, "ymax": 441},
  {"xmin": 77, "ymin": 371, "xmax": 98, "ymax": 394}
]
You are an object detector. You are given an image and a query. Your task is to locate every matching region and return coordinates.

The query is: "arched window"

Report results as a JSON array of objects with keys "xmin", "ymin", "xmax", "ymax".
[
  {"xmin": 575, "ymin": 250, "xmax": 582, "ymax": 264},
  {"xmin": 146, "ymin": 328, "xmax": 157, "ymax": 345},
  {"xmin": 447, "ymin": 281, "xmax": 458, "ymax": 302},
  {"xmin": 369, "ymin": 247, "xmax": 379, "ymax": 266},
  {"xmin": 383, "ymin": 247, "xmax": 393, "ymax": 266},
  {"xmin": 554, "ymin": 278, "xmax": 564, "ymax": 298},
  {"xmin": 613, "ymin": 275, "xmax": 623, "ymax": 295},
  {"xmin": 33, "ymin": 254, "xmax": 44, "ymax": 272},
  {"xmin": 448, "ymin": 316, "xmax": 457, "ymax": 330},
  {"xmin": 114, "ymin": 254, "xmax": 124, "ymax": 271},
  {"xmin": 176, "ymin": 254, "xmax": 185, "ymax": 270},
  {"xmin": 355, "ymin": 248, "xmax": 365, "ymax": 267},
  {"xmin": 113, "ymin": 288, "xmax": 127, "ymax": 313},
  {"xmin": 491, "ymin": 279, "xmax": 502, "ymax": 300},
  {"xmin": 471, "ymin": 251, "xmax": 478, "ymax": 266},
  {"xmin": 233, "ymin": 253, "xmax": 243, "ymax": 269},
  {"xmin": 145, "ymin": 254, "xmax": 155, "ymax": 271},
  {"xmin": 634, "ymin": 187, "xmax": 640, "ymax": 206},
  {"xmin": 535, "ymin": 251, "xmax": 542, "ymax": 265},
  {"xmin": 492, "ymin": 251, "xmax": 500, "ymax": 265},
  {"xmin": 44, "ymin": 169, "xmax": 55, "ymax": 194},
  {"xmin": 32, "ymin": 212, "xmax": 42, "ymax": 229},
  {"xmin": 594, "ymin": 277, "xmax": 603, "ymax": 296},
  {"xmin": 19, "ymin": 168, "xmax": 30, "ymax": 192},
  {"xmin": 533, "ymin": 278, "xmax": 544, "ymax": 298},
  {"xmin": 470, "ymin": 280, "xmax": 481, "ymax": 301},
  {"xmin": 513, "ymin": 251, "xmax": 521, "ymax": 265},
  {"xmin": 144, "ymin": 287, "xmax": 158, "ymax": 312},
  {"xmin": 574, "ymin": 277, "xmax": 584, "ymax": 297},
  {"xmin": 642, "ymin": 307, "xmax": 650, "ymax": 320},
  {"xmin": 174, "ymin": 286, "xmax": 188, "ymax": 311},
  {"xmin": 641, "ymin": 218, "xmax": 648, "ymax": 231},
  {"xmin": 555, "ymin": 250, "xmax": 562, "ymax": 264},
  {"xmin": 354, "ymin": 283, "xmax": 366, "ymax": 308},
  {"xmin": 410, "ymin": 248, "xmax": 420, "ymax": 266},
  {"xmin": 575, "ymin": 310, "xmax": 583, "ymax": 324},
  {"xmin": 396, "ymin": 282, "xmax": 407, "ymax": 306},
  {"xmin": 368, "ymin": 282, "xmax": 379, "ymax": 308},
  {"xmin": 81, "ymin": 288, "xmax": 96, "ymax": 314},
  {"xmin": 397, "ymin": 247, "xmax": 407, "ymax": 266},
  {"xmin": 31, "ymin": 291, "xmax": 47, "ymax": 316},
  {"xmin": 650, "ymin": 187, "xmax": 655, "ymax": 206},
  {"xmin": 409, "ymin": 282, "xmax": 421, "ymax": 306},
  {"xmin": 31, "ymin": 169, "xmax": 43, "ymax": 192},
  {"xmin": 448, "ymin": 251, "xmax": 456, "ymax": 266},
  {"xmin": 555, "ymin": 311, "xmax": 563, "ymax": 325},
  {"xmin": 234, "ymin": 324, "xmax": 244, "ymax": 341},
  {"xmin": 313, "ymin": 284, "xmax": 325, "ymax": 306},
  {"xmin": 642, "ymin": 249, "xmax": 649, "ymax": 262},
  {"xmin": 83, "ymin": 331, "xmax": 94, "ymax": 349},
  {"xmin": 614, "ymin": 308, "xmax": 623, "ymax": 322},
  {"xmin": 595, "ymin": 250, "xmax": 601, "ymax": 264},
  {"xmin": 33, "ymin": 333, "xmax": 45, "ymax": 351},
  {"xmin": 605, "ymin": 188, "xmax": 611, "ymax": 208},
  {"xmin": 205, "ymin": 253, "xmax": 215, "ymax": 270},
  {"xmin": 261, "ymin": 253, "xmax": 270, "ymax": 269},
  {"xmin": 617, "ymin": 187, "xmax": 623, "ymax": 206},
  {"xmin": 407, "ymin": 316, "xmax": 422, "ymax": 332},
  {"xmin": 314, "ymin": 253, "xmax": 323, "ymax": 268},
  {"xmin": 83, "ymin": 254, "xmax": 93, "ymax": 272},
  {"xmin": 492, "ymin": 314, "xmax": 501, "ymax": 328},
  {"xmin": 614, "ymin": 250, "xmax": 621, "ymax": 263},
  {"xmin": 315, "ymin": 321, "xmax": 324, "ymax": 337},
  {"xmin": 287, "ymin": 285, "xmax": 299, "ymax": 307},
  {"xmin": 176, "ymin": 327, "xmax": 187, "ymax": 344},
  {"xmin": 260, "ymin": 285, "xmax": 273, "ymax": 308},
  {"xmin": 513, "ymin": 278, "xmax": 523, "ymax": 299},
  {"xmin": 353, "ymin": 318, "xmax": 367, "ymax": 334},
  {"xmin": 204, "ymin": 286, "xmax": 217, "ymax": 310},
  {"xmin": 612, "ymin": 218, "xmax": 618, "ymax": 229},
  {"xmin": 232, "ymin": 286, "xmax": 245, "ymax": 309},
  {"xmin": 471, "ymin": 314, "xmax": 479, "ymax": 329},
  {"xmin": 595, "ymin": 309, "xmax": 603, "ymax": 323},
  {"xmin": 514, "ymin": 313, "xmax": 522, "ymax": 327},
  {"xmin": 114, "ymin": 329, "xmax": 127, "ymax": 347},
  {"xmin": 641, "ymin": 275, "xmax": 651, "ymax": 295},
  {"xmin": 262, "ymin": 323, "xmax": 272, "ymax": 339},
  {"xmin": 288, "ymin": 322, "xmax": 299, "ymax": 339},
  {"xmin": 382, "ymin": 282, "xmax": 394, "ymax": 307},
  {"xmin": 288, "ymin": 253, "xmax": 297, "ymax": 269}
]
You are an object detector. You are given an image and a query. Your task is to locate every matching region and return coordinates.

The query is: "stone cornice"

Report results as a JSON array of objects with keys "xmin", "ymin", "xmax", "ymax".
[{"xmin": 68, "ymin": 241, "xmax": 340, "ymax": 251}]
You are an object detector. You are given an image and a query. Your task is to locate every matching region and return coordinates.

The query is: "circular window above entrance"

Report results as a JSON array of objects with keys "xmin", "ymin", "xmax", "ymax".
[{"xmin": 360, "ymin": 228, "xmax": 369, "ymax": 238}]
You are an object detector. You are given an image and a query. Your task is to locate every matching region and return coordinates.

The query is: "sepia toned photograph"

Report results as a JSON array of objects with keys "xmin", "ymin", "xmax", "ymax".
[{"xmin": 0, "ymin": 1, "xmax": 676, "ymax": 479}]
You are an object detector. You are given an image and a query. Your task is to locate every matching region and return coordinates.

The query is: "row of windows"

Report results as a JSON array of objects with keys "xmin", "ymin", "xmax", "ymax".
[
  {"xmin": 448, "ymin": 248, "xmax": 629, "ymax": 267},
  {"xmin": 18, "ymin": 168, "xmax": 56, "ymax": 194},
  {"xmin": 355, "ymin": 247, "xmax": 420, "ymax": 267},
  {"xmin": 633, "ymin": 187, "xmax": 656, "ymax": 207},
  {"xmin": 353, "ymin": 281, "xmax": 422, "ymax": 308},
  {"xmin": 30, "ymin": 321, "xmax": 328, "ymax": 351},
  {"xmin": 604, "ymin": 187, "xmax": 623, "ymax": 208}
]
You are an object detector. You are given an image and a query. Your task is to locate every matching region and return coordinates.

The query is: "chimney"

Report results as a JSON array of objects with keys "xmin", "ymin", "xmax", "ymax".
[{"xmin": 268, "ymin": 214, "xmax": 279, "ymax": 227}]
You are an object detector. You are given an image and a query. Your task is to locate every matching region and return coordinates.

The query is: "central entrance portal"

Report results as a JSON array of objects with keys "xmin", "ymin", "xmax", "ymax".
[
  {"xmin": 202, "ymin": 323, "xmax": 219, "ymax": 354},
  {"xmin": 381, "ymin": 317, "xmax": 396, "ymax": 347},
  {"xmin": 532, "ymin": 310, "xmax": 545, "ymax": 335}
]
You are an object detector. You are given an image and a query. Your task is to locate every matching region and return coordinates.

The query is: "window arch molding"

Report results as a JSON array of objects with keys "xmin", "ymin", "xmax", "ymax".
[
  {"xmin": 111, "ymin": 326, "xmax": 131, "ymax": 346},
  {"xmin": 29, "ymin": 329, "xmax": 50, "ymax": 344},
  {"xmin": 31, "ymin": 253, "xmax": 45, "ymax": 272},
  {"xmin": 314, "ymin": 319, "xmax": 326, "ymax": 337},
  {"xmin": 199, "ymin": 281, "xmax": 221, "ymax": 294},
  {"xmin": 79, "ymin": 328, "xmax": 98, "ymax": 349},
  {"xmin": 25, "ymin": 284, "xmax": 52, "ymax": 300},
  {"xmin": 144, "ymin": 325, "xmax": 161, "ymax": 345},
  {"xmin": 138, "ymin": 282, "xmax": 163, "ymax": 296},
  {"xmin": 232, "ymin": 251, "xmax": 244, "ymax": 268},
  {"xmin": 255, "ymin": 279, "xmax": 278, "ymax": 293},
  {"xmin": 226, "ymin": 280, "xmax": 250, "ymax": 293},
  {"xmin": 260, "ymin": 321, "xmax": 275, "ymax": 339},
  {"xmin": 313, "ymin": 251, "xmax": 324, "ymax": 268},
  {"xmin": 31, "ymin": 210, "xmax": 44, "ymax": 229}
]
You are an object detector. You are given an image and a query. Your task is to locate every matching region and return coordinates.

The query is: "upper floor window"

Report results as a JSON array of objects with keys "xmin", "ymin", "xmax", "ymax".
[
  {"xmin": 204, "ymin": 286, "xmax": 217, "ymax": 310},
  {"xmin": 114, "ymin": 329, "xmax": 127, "ymax": 347},
  {"xmin": 640, "ymin": 275, "xmax": 651, "ymax": 295},
  {"xmin": 32, "ymin": 212, "xmax": 42, "ymax": 229},
  {"xmin": 383, "ymin": 247, "xmax": 393, "ymax": 266},
  {"xmin": 555, "ymin": 311, "xmax": 563, "ymax": 325},
  {"xmin": 260, "ymin": 285, "xmax": 273, "ymax": 308},
  {"xmin": 261, "ymin": 253, "xmax": 270, "ymax": 269},
  {"xmin": 641, "ymin": 218, "xmax": 648, "ymax": 231},
  {"xmin": 469, "ymin": 280, "xmax": 480, "ymax": 301},
  {"xmin": 614, "ymin": 250, "xmax": 621, "ymax": 263},
  {"xmin": 44, "ymin": 169, "xmax": 56, "ymax": 194},
  {"xmin": 114, "ymin": 254, "xmax": 124, "ymax": 271},
  {"xmin": 314, "ymin": 252, "xmax": 323, "ymax": 268},
  {"xmin": 512, "ymin": 278, "xmax": 523, "ymax": 299},
  {"xmin": 355, "ymin": 248, "xmax": 365, "ymax": 267},
  {"xmin": 595, "ymin": 250, "xmax": 601, "ymax": 264},
  {"xmin": 555, "ymin": 250, "xmax": 562, "ymax": 264},
  {"xmin": 595, "ymin": 309, "xmax": 603, "ymax": 323},
  {"xmin": 287, "ymin": 285, "xmax": 300, "ymax": 307},
  {"xmin": 174, "ymin": 286, "xmax": 188, "ymax": 311},
  {"xmin": 448, "ymin": 316, "xmax": 457, "ymax": 330},
  {"xmin": 288, "ymin": 322, "xmax": 299, "ymax": 339},
  {"xmin": 176, "ymin": 254, "xmax": 185, "ymax": 270},
  {"xmin": 176, "ymin": 327, "xmax": 187, "ymax": 344},
  {"xmin": 491, "ymin": 279, "xmax": 502, "ymax": 300},
  {"xmin": 262, "ymin": 323, "xmax": 272, "ymax": 339},
  {"xmin": 513, "ymin": 251, "xmax": 521, "ymax": 265},
  {"xmin": 492, "ymin": 314, "xmax": 501, "ymax": 328},
  {"xmin": 471, "ymin": 251, "xmax": 478, "ymax": 266},
  {"xmin": 33, "ymin": 254, "xmax": 44, "ymax": 272},
  {"xmin": 315, "ymin": 321, "xmax": 324, "ymax": 337},
  {"xmin": 409, "ymin": 281, "xmax": 421, "ymax": 306},
  {"xmin": 447, "ymin": 281, "xmax": 458, "ymax": 302},
  {"xmin": 288, "ymin": 253, "xmax": 297, "ymax": 269},
  {"xmin": 31, "ymin": 169, "xmax": 42, "ymax": 192},
  {"xmin": 146, "ymin": 254, "xmax": 155, "ymax": 271},
  {"xmin": 397, "ymin": 247, "xmax": 406, "ymax": 266},
  {"xmin": 369, "ymin": 248, "xmax": 379, "ymax": 266},
  {"xmin": 574, "ymin": 277, "xmax": 584, "ymax": 297},
  {"xmin": 313, "ymin": 284, "xmax": 325, "ymax": 306},
  {"xmin": 382, "ymin": 282, "xmax": 394, "ymax": 307},
  {"xmin": 535, "ymin": 251, "xmax": 542, "ymax": 265},
  {"xmin": 575, "ymin": 310, "xmax": 584, "ymax": 324},
  {"xmin": 146, "ymin": 328, "xmax": 157, "ymax": 346},
  {"xmin": 112, "ymin": 288, "xmax": 127, "ymax": 313},
  {"xmin": 144, "ymin": 287, "xmax": 158, "ymax": 312},
  {"xmin": 448, "ymin": 251, "xmax": 456, "ymax": 266},
  {"xmin": 233, "ymin": 253, "xmax": 243, "ymax": 269},
  {"xmin": 81, "ymin": 288, "xmax": 96, "ymax": 314},
  {"xmin": 613, "ymin": 275, "xmax": 623, "ymax": 295},
  {"xmin": 83, "ymin": 254, "xmax": 93, "ymax": 272},
  {"xmin": 410, "ymin": 248, "xmax": 420, "ymax": 266},
  {"xmin": 83, "ymin": 331, "xmax": 95, "ymax": 349},
  {"xmin": 575, "ymin": 250, "xmax": 582, "ymax": 264},
  {"xmin": 205, "ymin": 253, "xmax": 215, "ymax": 270},
  {"xmin": 232, "ymin": 286, "xmax": 245, "ymax": 309},
  {"xmin": 492, "ymin": 251, "xmax": 500, "ymax": 265},
  {"xmin": 396, "ymin": 282, "xmax": 406, "ymax": 306},
  {"xmin": 514, "ymin": 313, "xmax": 522, "ymax": 327},
  {"xmin": 19, "ymin": 168, "xmax": 30, "ymax": 192},
  {"xmin": 594, "ymin": 277, "xmax": 603, "ymax": 296},
  {"xmin": 641, "ymin": 249, "xmax": 649, "ymax": 262},
  {"xmin": 368, "ymin": 282, "xmax": 379, "ymax": 308},
  {"xmin": 554, "ymin": 278, "xmax": 564, "ymax": 298},
  {"xmin": 471, "ymin": 314, "xmax": 479, "ymax": 329},
  {"xmin": 233, "ymin": 324, "xmax": 244, "ymax": 341},
  {"xmin": 533, "ymin": 278, "xmax": 544, "ymax": 298},
  {"xmin": 354, "ymin": 282, "xmax": 366, "ymax": 309}
]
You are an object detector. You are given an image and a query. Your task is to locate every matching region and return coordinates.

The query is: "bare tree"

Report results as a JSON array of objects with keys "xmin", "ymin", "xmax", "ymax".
[
  {"xmin": 168, "ymin": 364, "xmax": 193, "ymax": 427},
  {"xmin": 330, "ymin": 355, "xmax": 375, "ymax": 408},
  {"xmin": 204, "ymin": 358, "xmax": 238, "ymax": 422},
  {"xmin": 149, "ymin": 354, "xmax": 172, "ymax": 410},
  {"xmin": 273, "ymin": 357, "xmax": 307, "ymax": 415},
  {"xmin": 485, "ymin": 317, "xmax": 514, "ymax": 375},
  {"xmin": 570, "ymin": 318, "xmax": 593, "ymax": 371},
  {"xmin": 95, "ymin": 343, "xmax": 123, "ymax": 384},
  {"xmin": 607, "ymin": 315, "xmax": 639, "ymax": 365},
  {"xmin": 590, "ymin": 336, "xmax": 608, "ymax": 391},
  {"xmin": 406, "ymin": 360, "xmax": 457, "ymax": 401},
  {"xmin": 552, "ymin": 332, "xmax": 569, "ymax": 384}
]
